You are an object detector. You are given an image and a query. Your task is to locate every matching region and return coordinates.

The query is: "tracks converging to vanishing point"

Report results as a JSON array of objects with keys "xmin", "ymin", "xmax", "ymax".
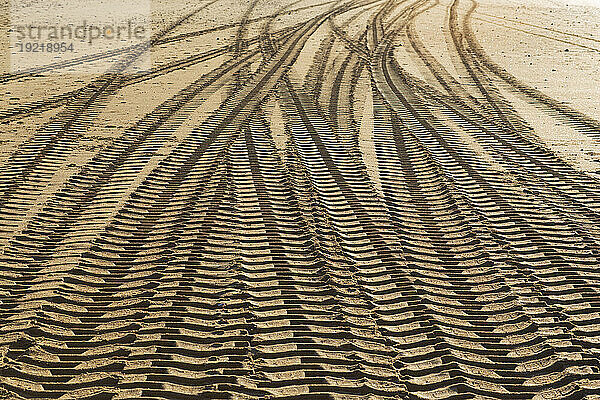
[{"xmin": 1, "ymin": 0, "xmax": 600, "ymax": 399}]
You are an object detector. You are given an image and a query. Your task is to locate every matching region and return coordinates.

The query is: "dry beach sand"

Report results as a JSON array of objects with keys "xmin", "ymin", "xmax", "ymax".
[{"xmin": 1, "ymin": 0, "xmax": 600, "ymax": 398}]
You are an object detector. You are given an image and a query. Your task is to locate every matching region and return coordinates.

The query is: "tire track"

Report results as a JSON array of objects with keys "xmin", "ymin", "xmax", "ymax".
[
  {"xmin": 372, "ymin": 17, "xmax": 600, "ymax": 396},
  {"xmin": 0, "ymin": 2, "xmax": 223, "ymax": 211},
  {"xmin": 0, "ymin": 0, "xmax": 337, "ymax": 83},
  {"xmin": 0, "ymin": 25, "xmax": 300, "ymax": 124},
  {"xmin": 461, "ymin": 0, "xmax": 600, "ymax": 137},
  {"xmin": 0, "ymin": 5, "xmax": 345, "ymax": 399},
  {"xmin": 2, "ymin": 0, "xmax": 600, "ymax": 399},
  {"xmin": 399, "ymin": 0, "xmax": 600, "ymax": 231},
  {"xmin": 0, "ymin": 17, "xmax": 308, "ymax": 254}
]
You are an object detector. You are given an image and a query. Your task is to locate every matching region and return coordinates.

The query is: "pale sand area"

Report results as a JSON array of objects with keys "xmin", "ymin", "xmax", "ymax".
[{"xmin": 398, "ymin": 0, "xmax": 600, "ymax": 176}]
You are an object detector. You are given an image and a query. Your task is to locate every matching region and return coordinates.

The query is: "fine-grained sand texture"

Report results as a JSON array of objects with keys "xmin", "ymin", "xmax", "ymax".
[{"xmin": 1, "ymin": 0, "xmax": 600, "ymax": 399}]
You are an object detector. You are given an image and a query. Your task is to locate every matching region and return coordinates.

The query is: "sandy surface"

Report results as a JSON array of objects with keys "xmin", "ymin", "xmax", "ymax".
[{"xmin": 1, "ymin": 0, "xmax": 600, "ymax": 399}]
